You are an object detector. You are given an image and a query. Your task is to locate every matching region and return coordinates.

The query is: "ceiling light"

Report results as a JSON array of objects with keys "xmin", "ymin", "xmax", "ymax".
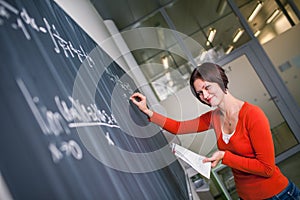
[
  {"xmin": 233, "ymin": 28, "xmax": 244, "ymax": 43},
  {"xmin": 206, "ymin": 28, "xmax": 216, "ymax": 46},
  {"xmin": 162, "ymin": 56, "xmax": 169, "ymax": 69},
  {"xmin": 254, "ymin": 30, "xmax": 261, "ymax": 37},
  {"xmin": 248, "ymin": 1, "xmax": 263, "ymax": 22},
  {"xmin": 225, "ymin": 45, "xmax": 234, "ymax": 54},
  {"xmin": 266, "ymin": 8, "xmax": 281, "ymax": 24},
  {"xmin": 216, "ymin": 0, "xmax": 227, "ymax": 15}
]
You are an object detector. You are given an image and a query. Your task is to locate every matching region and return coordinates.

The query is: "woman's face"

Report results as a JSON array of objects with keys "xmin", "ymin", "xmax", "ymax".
[{"xmin": 193, "ymin": 78, "xmax": 225, "ymax": 106}]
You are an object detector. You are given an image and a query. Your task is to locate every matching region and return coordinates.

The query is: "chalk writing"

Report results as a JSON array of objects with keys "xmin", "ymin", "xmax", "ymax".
[
  {"xmin": 105, "ymin": 132, "xmax": 115, "ymax": 146},
  {"xmin": 0, "ymin": 0, "xmax": 95, "ymax": 67},
  {"xmin": 105, "ymin": 68, "xmax": 134, "ymax": 100},
  {"xmin": 55, "ymin": 96, "xmax": 119, "ymax": 129},
  {"xmin": 17, "ymin": 78, "xmax": 120, "ymax": 163},
  {"xmin": 17, "ymin": 79, "xmax": 120, "ymax": 136},
  {"xmin": 49, "ymin": 140, "xmax": 83, "ymax": 163}
]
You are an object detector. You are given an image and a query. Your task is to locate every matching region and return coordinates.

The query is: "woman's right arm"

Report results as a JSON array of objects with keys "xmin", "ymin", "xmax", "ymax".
[
  {"xmin": 130, "ymin": 93, "xmax": 212, "ymax": 134},
  {"xmin": 130, "ymin": 92, "xmax": 153, "ymax": 117}
]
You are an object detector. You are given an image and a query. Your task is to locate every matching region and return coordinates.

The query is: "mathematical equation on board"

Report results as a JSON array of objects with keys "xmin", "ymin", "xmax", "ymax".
[
  {"xmin": 17, "ymin": 78, "xmax": 120, "ymax": 163},
  {"xmin": 105, "ymin": 68, "xmax": 134, "ymax": 101},
  {"xmin": 0, "ymin": 0, "xmax": 95, "ymax": 68}
]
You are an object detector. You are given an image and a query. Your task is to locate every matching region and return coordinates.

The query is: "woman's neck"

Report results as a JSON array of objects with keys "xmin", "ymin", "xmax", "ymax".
[{"xmin": 218, "ymin": 92, "xmax": 243, "ymax": 116}]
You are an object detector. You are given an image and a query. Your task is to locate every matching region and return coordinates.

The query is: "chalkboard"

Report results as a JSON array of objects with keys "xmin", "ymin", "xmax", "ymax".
[{"xmin": 0, "ymin": 0, "xmax": 189, "ymax": 199}]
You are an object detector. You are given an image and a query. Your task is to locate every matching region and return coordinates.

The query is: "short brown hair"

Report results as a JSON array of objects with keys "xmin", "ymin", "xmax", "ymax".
[{"xmin": 190, "ymin": 62, "xmax": 228, "ymax": 105}]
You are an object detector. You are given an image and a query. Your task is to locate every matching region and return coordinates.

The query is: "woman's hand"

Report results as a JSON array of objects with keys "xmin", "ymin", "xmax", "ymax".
[
  {"xmin": 130, "ymin": 93, "xmax": 153, "ymax": 117},
  {"xmin": 203, "ymin": 151, "xmax": 225, "ymax": 168}
]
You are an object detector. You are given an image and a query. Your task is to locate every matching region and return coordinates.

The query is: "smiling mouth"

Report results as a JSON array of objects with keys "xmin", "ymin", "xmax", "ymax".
[{"xmin": 206, "ymin": 97, "xmax": 213, "ymax": 103}]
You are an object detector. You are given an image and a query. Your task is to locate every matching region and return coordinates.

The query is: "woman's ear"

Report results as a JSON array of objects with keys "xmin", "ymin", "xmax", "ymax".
[{"xmin": 224, "ymin": 88, "xmax": 228, "ymax": 94}]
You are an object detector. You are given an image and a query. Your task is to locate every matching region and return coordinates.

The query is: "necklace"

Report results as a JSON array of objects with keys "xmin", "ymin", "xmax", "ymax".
[
  {"xmin": 227, "ymin": 120, "xmax": 232, "ymax": 126},
  {"xmin": 221, "ymin": 101, "xmax": 244, "ymax": 128},
  {"xmin": 224, "ymin": 116, "xmax": 232, "ymax": 126},
  {"xmin": 222, "ymin": 111, "xmax": 237, "ymax": 127}
]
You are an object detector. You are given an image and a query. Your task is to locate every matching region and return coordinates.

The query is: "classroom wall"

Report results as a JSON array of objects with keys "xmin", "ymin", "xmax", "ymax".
[{"xmin": 263, "ymin": 24, "xmax": 300, "ymax": 106}]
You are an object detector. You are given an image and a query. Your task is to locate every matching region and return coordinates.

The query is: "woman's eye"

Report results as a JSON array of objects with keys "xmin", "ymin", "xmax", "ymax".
[
  {"xmin": 196, "ymin": 91, "xmax": 203, "ymax": 96},
  {"xmin": 205, "ymin": 85, "xmax": 211, "ymax": 90}
]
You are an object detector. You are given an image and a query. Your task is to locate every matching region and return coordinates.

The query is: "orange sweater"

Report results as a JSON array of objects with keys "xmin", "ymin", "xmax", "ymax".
[{"xmin": 150, "ymin": 102, "xmax": 288, "ymax": 200}]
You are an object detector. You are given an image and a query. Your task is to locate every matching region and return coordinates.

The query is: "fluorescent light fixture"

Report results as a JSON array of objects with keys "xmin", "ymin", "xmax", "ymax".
[
  {"xmin": 248, "ymin": 1, "xmax": 263, "ymax": 22},
  {"xmin": 206, "ymin": 28, "xmax": 216, "ymax": 46},
  {"xmin": 162, "ymin": 56, "xmax": 169, "ymax": 69},
  {"xmin": 266, "ymin": 8, "xmax": 280, "ymax": 24},
  {"xmin": 233, "ymin": 28, "xmax": 244, "ymax": 43},
  {"xmin": 216, "ymin": 0, "xmax": 227, "ymax": 15},
  {"xmin": 254, "ymin": 30, "xmax": 261, "ymax": 37},
  {"xmin": 225, "ymin": 45, "xmax": 234, "ymax": 54}
]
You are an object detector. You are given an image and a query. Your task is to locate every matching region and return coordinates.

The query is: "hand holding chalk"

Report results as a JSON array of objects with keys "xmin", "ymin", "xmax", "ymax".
[{"xmin": 130, "ymin": 93, "xmax": 153, "ymax": 117}]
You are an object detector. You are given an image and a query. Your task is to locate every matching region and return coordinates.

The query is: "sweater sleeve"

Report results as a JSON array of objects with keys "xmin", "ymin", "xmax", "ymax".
[
  {"xmin": 149, "ymin": 111, "xmax": 212, "ymax": 135},
  {"xmin": 222, "ymin": 106, "xmax": 275, "ymax": 177}
]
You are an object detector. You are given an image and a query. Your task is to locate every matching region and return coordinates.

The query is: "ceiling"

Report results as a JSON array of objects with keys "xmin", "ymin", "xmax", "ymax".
[{"xmin": 90, "ymin": 0, "xmax": 291, "ymax": 100}]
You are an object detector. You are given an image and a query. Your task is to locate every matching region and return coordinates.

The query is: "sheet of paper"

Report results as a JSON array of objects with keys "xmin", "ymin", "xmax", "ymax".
[{"xmin": 171, "ymin": 143, "xmax": 211, "ymax": 179}]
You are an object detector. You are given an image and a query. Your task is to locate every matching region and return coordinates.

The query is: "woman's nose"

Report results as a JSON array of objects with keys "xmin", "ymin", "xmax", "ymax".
[{"xmin": 202, "ymin": 90, "xmax": 209, "ymax": 98}]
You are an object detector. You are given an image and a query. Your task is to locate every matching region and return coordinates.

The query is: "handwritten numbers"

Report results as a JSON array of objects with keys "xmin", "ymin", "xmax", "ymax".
[
  {"xmin": 60, "ymin": 140, "xmax": 83, "ymax": 160},
  {"xmin": 20, "ymin": 8, "xmax": 39, "ymax": 31},
  {"xmin": 0, "ymin": 0, "xmax": 95, "ymax": 67},
  {"xmin": 48, "ymin": 143, "xmax": 63, "ymax": 163},
  {"xmin": 49, "ymin": 140, "xmax": 83, "ymax": 163}
]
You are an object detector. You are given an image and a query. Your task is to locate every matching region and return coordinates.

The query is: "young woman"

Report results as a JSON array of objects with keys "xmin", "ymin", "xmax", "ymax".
[{"xmin": 130, "ymin": 62, "xmax": 300, "ymax": 200}]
